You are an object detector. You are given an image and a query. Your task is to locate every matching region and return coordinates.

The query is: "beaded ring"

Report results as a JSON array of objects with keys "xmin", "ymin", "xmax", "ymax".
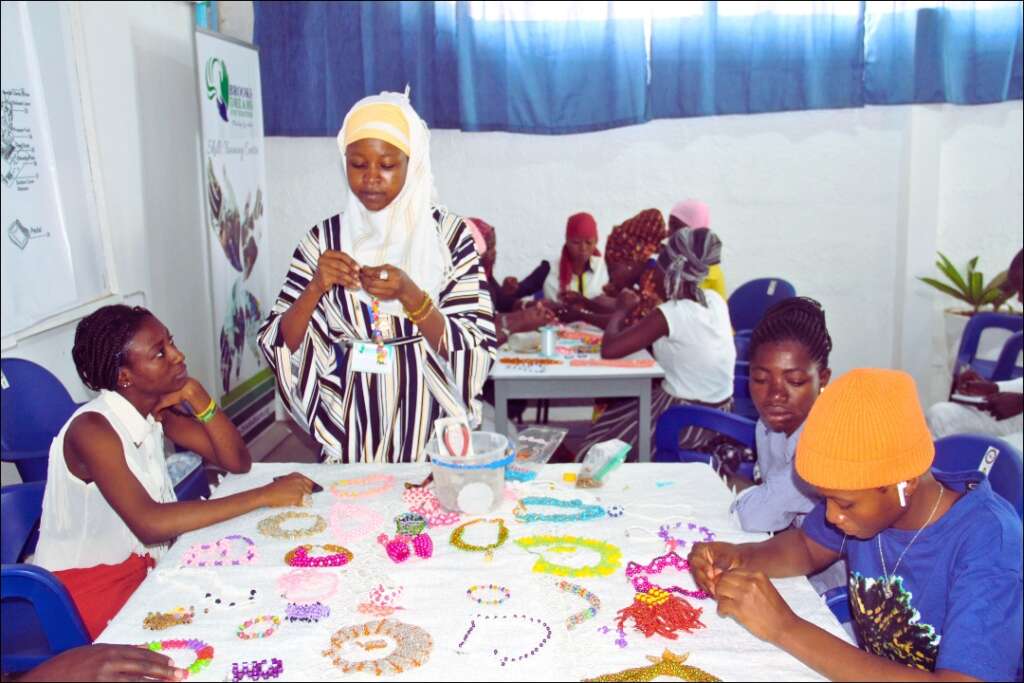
[
  {"xmin": 449, "ymin": 518, "xmax": 509, "ymax": 561},
  {"xmin": 143, "ymin": 606, "xmax": 194, "ymax": 631},
  {"xmin": 285, "ymin": 601, "xmax": 331, "ymax": 623},
  {"xmin": 258, "ymin": 511, "xmax": 327, "ymax": 540},
  {"xmin": 466, "ymin": 584, "xmax": 511, "ymax": 605},
  {"xmin": 181, "ymin": 535, "xmax": 258, "ymax": 567},
  {"xmin": 232, "ymin": 658, "xmax": 284, "ymax": 682},
  {"xmin": 556, "ymin": 581, "xmax": 601, "ymax": 629},
  {"xmin": 457, "ymin": 613, "xmax": 552, "ymax": 666},
  {"xmin": 323, "ymin": 619, "xmax": 433, "ymax": 676},
  {"xmin": 237, "ymin": 615, "xmax": 281, "ymax": 640},
  {"xmin": 329, "ymin": 501, "xmax": 385, "ymax": 545},
  {"xmin": 284, "ymin": 544, "xmax": 353, "ymax": 568},
  {"xmin": 512, "ymin": 497, "xmax": 605, "ymax": 523},
  {"xmin": 141, "ymin": 639, "xmax": 213, "ymax": 679},
  {"xmin": 329, "ymin": 474, "xmax": 395, "ymax": 499},
  {"xmin": 515, "ymin": 535, "xmax": 622, "ymax": 579},
  {"xmin": 277, "ymin": 568, "xmax": 339, "ymax": 603}
]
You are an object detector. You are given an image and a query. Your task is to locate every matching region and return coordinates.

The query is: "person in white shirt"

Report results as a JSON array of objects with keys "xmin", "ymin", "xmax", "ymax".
[
  {"xmin": 576, "ymin": 227, "xmax": 735, "ymax": 460},
  {"xmin": 34, "ymin": 305, "xmax": 315, "ymax": 639},
  {"xmin": 542, "ymin": 211, "xmax": 609, "ymax": 305},
  {"xmin": 926, "ymin": 249, "xmax": 1023, "ymax": 446}
]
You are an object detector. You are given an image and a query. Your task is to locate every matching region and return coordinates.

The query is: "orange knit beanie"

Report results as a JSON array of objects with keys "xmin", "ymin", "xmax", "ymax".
[{"xmin": 795, "ymin": 368, "xmax": 934, "ymax": 490}]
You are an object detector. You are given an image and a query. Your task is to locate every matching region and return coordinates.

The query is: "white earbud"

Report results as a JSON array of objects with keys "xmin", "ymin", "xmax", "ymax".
[{"xmin": 896, "ymin": 481, "xmax": 908, "ymax": 508}]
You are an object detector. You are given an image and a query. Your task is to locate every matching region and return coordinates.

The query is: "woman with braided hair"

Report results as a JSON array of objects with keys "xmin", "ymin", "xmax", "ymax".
[
  {"xmin": 575, "ymin": 227, "xmax": 735, "ymax": 460},
  {"xmin": 34, "ymin": 305, "xmax": 315, "ymax": 639},
  {"xmin": 728, "ymin": 297, "xmax": 833, "ymax": 533}
]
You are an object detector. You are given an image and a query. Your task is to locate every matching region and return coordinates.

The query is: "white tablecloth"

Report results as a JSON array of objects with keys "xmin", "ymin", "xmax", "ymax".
[{"xmin": 97, "ymin": 463, "xmax": 851, "ymax": 681}]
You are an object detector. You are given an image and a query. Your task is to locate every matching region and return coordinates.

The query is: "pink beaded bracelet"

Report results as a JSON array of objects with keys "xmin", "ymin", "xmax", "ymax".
[{"xmin": 236, "ymin": 615, "xmax": 280, "ymax": 640}]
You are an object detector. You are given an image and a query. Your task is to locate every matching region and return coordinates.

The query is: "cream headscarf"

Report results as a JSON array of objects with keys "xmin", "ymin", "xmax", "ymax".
[{"xmin": 336, "ymin": 90, "xmax": 450, "ymax": 315}]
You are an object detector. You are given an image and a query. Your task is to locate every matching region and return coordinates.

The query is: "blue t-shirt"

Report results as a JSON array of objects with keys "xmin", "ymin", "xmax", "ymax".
[{"xmin": 802, "ymin": 469, "xmax": 1023, "ymax": 681}]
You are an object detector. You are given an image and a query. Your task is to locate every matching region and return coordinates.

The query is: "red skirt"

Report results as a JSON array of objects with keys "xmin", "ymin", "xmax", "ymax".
[{"xmin": 53, "ymin": 553, "xmax": 155, "ymax": 640}]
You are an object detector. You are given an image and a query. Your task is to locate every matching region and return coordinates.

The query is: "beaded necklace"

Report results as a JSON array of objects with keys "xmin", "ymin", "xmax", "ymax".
[
  {"xmin": 583, "ymin": 650, "xmax": 721, "ymax": 682},
  {"xmin": 329, "ymin": 474, "xmax": 395, "ymax": 499},
  {"xmin": 181, "ymin": 534, "xmax": 258, "ymax": 567},
  {"xmin": 323, "ymin": 619, "xmax": 433, "ymax": 676},
  {"xmin": 329, "ymin": 502, "xmax": 385, "ymax": 544},
  {"xmin": 449, "ymin": 518, "xmax": 510, "ymax": 561},
  {"xmin": 277, "ymin": 568, "xmax": 339, "ymax": 603},
  {"xmin": 456, "ymin": 613, "xmax": 553, "ymax": 667},
  {"xmin": 371, "ymin": 298, "xmax": 387, "ymax": 364},
  {"xmin": 258, "ymin": 511, "xmax": 327, "ymax": 540},
  {"xmin": 284, "ymin": 543, "xmax": 353, "ymax": 568},
  {"xmin": 657, "ymin": 522, "xmax": 715, "ymax": 553},
  {"xmin": 615, "ymin": 588, "xmax": 705, "ymax": 639},
  {"xmin": 556, "ymin": 581, "xmax": 601, "ymax": 629},
  {"xmin": 401, "ymin": 485, "xmax": 461, "ymax": 527},
  {"xmin": 515, "ymin": 535, "xmax": 622, "ymax": 578},
  {"xmin": 141, "ymin": 639, "xmax": 213, "ymax": 679},
  {"xmin": 625, "ymin": 551, "xmax": 711, "ymax": 600},
  {"xmin": 513, "ymin": 496, "xmax": 605, "ymax": 523}
]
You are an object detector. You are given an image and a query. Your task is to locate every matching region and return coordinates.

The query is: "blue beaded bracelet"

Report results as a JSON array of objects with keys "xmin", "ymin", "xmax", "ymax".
[{"xmin": 512, "ymin": 496, "xmax": 605, "ymax": 523}]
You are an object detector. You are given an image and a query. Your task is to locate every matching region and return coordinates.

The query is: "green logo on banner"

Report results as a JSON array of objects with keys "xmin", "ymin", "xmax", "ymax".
[{"xmin": 205, "ymin": 57, "xmax": 230, "ymax": 122}]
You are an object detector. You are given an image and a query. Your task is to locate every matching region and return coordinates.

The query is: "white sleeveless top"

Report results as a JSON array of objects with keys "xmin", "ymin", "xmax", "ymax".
[{"xmin": 34, "ymin": 390, "xmax": 178, "ymax": 571}]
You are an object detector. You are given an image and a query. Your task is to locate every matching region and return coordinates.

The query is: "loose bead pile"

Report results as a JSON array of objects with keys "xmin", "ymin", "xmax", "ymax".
[
  {"xmin": 284, "ymin": 543, "xmax": 353, "ymax": 568},
  {"xmin": 181, "ymin": 535, "xmax": 258, "ymax": 567},
  {"xmin": 141, "ymin": 639, "xmax": 213, "ymax": 679},
  {"xmin": 513, "ymin": 497, "xmax": 606, "ymax": 523},
  {"xmin": 449, "ymin": 518, "xmax": 509, "ymax": 561},
  {"xmin": 329, "ymin": 474, "xmax": 395, "ymax": 499},
  {"xmin": 456, "ymin": 613, "xmax": 553, "ymax": 666},
  {"xmin": 257, "ymin": 512, "xmax": 327, "ymax": 540},
  {"xmin": 237, "ymin": 615, "xmax": 281, "ymax": 640},
  {"xmin": 466, "ymin": 584, "xmax": 511, "ymax": 605},
  {"xmin": 515, "ymin": 535, "xmax": 622, "ymax": 578},
  {"xmin": 329, "ymin": 502, "xmax": 385, "ymax": 544},
  {"xmin": 556, "ymin": 581, "xmax": 601, "ymax": 629},
  {"xmin": 323, "ymin": 619, "xmax": 433, "ymax": 676},
  {"xmin": 143, "ymin": 606, "xmax": 194, "ymax": 631},
  {"xmin": 231, "ymin": 658, "xmax": 284, "ymax": 682},
  {"xmin": 285, "ymin": 601, "xmax": 331, "ymax": 623}
]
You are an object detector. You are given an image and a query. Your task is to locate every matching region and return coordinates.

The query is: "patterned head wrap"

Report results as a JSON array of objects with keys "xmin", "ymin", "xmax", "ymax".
[
  {"xmin": 657, "ymin": 227, "xmax": 723, "ymax": 306},
  {"xmin": 605, "ymin": 209, "xmax": 667, "ymax": 266}
]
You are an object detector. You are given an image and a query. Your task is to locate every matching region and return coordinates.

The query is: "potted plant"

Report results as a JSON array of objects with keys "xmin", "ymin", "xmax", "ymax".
[{"xmin": 918, "ymin": 252, "xmax": 1018, "ymax": 375}]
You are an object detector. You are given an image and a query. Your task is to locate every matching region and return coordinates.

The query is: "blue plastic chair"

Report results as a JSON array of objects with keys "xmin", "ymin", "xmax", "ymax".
[
  {"xmin": 654, "ymin": 402, "xmax": 756, "ymax": 462},
  {"xmin": 991, "ymin": 331, "xmax": 1023, "ymax": 382},
  {"xmin": 952, "ymin": 312, "xmax": 1024, "ymax": 383},
  {"xmin": 1, "ymin": 358, "xmax": 82, "ymax": 483},
  {"xmin": 734, "ymin": 330, "xmax": 753, "ymax": 362},
  {"xmin": 727, "ymin": 278, "xmax": 796, "ymax": 334},
  {"xmin": 933, "ymin": 434, "xmax": 1023, "ymax": 518},
  {"xmin": 732, "ymin": 374, "xmax": 759, "ymax": 422},
  {"xmin": 2, "ymin": 482, "xmax": 90, "ymax": 673}
]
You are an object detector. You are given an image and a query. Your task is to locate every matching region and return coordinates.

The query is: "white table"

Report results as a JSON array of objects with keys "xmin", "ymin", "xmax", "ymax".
[
  {"xmin": 491, "ymin": 349, "xmax": 665, "ymax": 462},
  {"xmin": 98, "ymin": 463, "xmax": 851, "ymax": 681}
]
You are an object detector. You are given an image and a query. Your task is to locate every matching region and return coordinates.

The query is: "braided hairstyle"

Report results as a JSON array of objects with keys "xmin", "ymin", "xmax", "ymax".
[
  {"xmin": 747, "ymin": 297, "xmax": 832, "ymax": 369},
  {"xmin": 72, "ymin": 305, "xmax": 153, "ymax": 391}
]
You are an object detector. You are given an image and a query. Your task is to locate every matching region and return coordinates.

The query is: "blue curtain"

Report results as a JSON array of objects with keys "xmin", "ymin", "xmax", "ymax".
[
  {"xmin": 865, "ymin": 2, "xmax": 1023, "ymax": 105},
  {"xmin": 650, "ymin": 5, "xmax": 866, "ymax": 119},
  {"xmin": 254, "ymin": 1, "xmax": 1023, "ymax": 137}
]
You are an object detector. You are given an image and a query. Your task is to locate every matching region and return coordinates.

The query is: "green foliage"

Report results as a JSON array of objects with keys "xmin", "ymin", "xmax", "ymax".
[{"xmin": 919, "ymin": 253, "xmax": 1013, "ymax": 313}]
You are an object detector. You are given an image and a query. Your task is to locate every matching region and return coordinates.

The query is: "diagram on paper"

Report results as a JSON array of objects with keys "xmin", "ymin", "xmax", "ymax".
[
  {"xmin": 7, "ymin": 218, "xmax": 48, "ymax": 250},
  {"xmin": 1, "ymin": 88, "xmax": 40, "ymax": 191}
]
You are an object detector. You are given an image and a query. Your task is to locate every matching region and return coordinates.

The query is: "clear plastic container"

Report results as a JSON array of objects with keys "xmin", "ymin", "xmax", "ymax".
[{"xmin": 425, "ymin": 431, "xmax": 514, "ymax": 514}]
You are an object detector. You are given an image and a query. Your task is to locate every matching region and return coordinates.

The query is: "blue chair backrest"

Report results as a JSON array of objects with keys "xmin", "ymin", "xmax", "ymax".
[
  {"xmin": 2, "ymin": 565, "xmax": 91, "ymax": 672},
  {"xmin": 1, "ymin": 482, "xmax": 45, "ymax": 565},
  {"xmin": 734, "ymin": 330, "xmax": 753, "ymax": 362},
  {"xmin": 727, "ymin": 278, "xmax": 796, "ymax": 333},
  {"xmin": 732, "ymin": 373, "xmax": 759, "ymax": 422},
  {"xmin": 991, "ymin": 331, "xmax": 1023, "ymax": 382},
  {"xmin": 654, "ymin": 405, "xmax": 756, "ymax": 463},
  {"xmin": 933, "ymin": 434, "xmax": 1023, "ymax": 518},
  {"xmin": 953, "ymin": 312, "xmax": 1024, "ymax": 382}
]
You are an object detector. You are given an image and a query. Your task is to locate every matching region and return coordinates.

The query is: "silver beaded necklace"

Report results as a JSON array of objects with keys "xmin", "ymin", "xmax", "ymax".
[{"xmin": 877, "ymin": 484, "xmax": 944, "ymax": 599}]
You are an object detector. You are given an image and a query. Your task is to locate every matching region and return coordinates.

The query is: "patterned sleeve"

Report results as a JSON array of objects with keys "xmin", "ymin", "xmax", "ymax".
[
  {"xmin": 433, "ymin": 211, "xmax": 497, "ymax": 426},
  {"xmin": 256, "ymin": 220, "xmax": 341, "ymax": 430}
]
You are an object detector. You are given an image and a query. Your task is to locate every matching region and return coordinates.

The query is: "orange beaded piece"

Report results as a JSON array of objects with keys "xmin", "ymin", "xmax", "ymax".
[{"xmin": 322, "ymin": 619, "xmax": 432, "ymax": 677}]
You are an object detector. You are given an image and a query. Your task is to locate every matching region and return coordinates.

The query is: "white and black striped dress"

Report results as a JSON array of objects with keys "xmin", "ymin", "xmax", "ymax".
[{"xmin": 258, "ymin": 208, "xmax": 496, "ymax": 463}]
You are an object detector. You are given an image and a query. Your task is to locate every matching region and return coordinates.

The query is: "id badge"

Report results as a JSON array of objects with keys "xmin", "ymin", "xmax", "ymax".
[{"xmin": 351, "ymin": 341, "xmax": 394, "ymax": 374}]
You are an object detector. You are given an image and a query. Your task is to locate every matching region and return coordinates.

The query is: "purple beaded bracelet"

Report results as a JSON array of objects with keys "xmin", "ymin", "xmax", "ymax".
[
  {"xmin": 284, "ymin": 601, "xmax": 331, "ymax": 623},
  {"xmin": 231, "ymin": 658, "xmax": 283, "ymax": 682}
]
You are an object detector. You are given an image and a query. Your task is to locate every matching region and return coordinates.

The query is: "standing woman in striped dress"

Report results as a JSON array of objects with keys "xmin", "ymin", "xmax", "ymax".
[{"xmin": 258, "ymin": 91, "xmax": 496, "ymax": 463}]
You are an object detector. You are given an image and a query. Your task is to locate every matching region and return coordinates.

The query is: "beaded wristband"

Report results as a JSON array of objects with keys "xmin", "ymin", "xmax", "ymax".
[
  {"xmin": 284, "ymin": 543, "xmax": 353, "ymax": 568},
  {"xmin": 329, "ymin": 474, "xmax": 395, "ymax": 499},
  {"xmin": 232, "ymin": 658, "xmax": 284, "ymax": 682},
  {"xmin": 142, "ymin": 639, "xmax": 213, "ymax": 679},
  {"xmin": 556, "ymin": 581, "xmax": 601, "ymax": 629},
  {"xmin": 257, "ymin": 511, "xmax": 327, "ymax": 540},
  {"xmin": 194, "ymin": 398, "xmax": 217, "ymax": 423},
  {"xmin": 181, "ymin": 535, "xmax": 258, "ymax": 567},
  {"xmin": 285, "ymin": 601, "xmax": 331, "ymax": 623},
  {"xmin": 466, "ymin": 584, "xmax": 510, "ymax": 605},
  {"xmin": 237, "ymin": 615, "xmax": 281, "ymax": 640},
  {"xmin": 512, "ymin": 496, "xmax": 606, "ymax": 523},
  {"xmin": 143, "ymin": 606, "xmax": 194, "ymax": 631},
  {"xmin": 329, "ymin": 502, "xmax": 385, "ymax": 544}
]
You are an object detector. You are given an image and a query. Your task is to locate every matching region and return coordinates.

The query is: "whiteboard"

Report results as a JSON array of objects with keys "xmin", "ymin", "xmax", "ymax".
[{"xmin": 0, "ymin": 1, "xmax": 109, "ymax": 340}]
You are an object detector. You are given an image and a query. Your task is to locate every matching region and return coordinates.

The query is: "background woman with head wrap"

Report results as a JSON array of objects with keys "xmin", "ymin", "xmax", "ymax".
[
  {"xmin": 258, "ymin": 91, "xmax": 496, "ymax": 463},
  {"xmin": 574, "ymin": 227, "xmax": 736, "ymax": 461},
  {"xmin": 668, "ymin": 198, "xmax": 728, "ymax": 300},
  {"xmin": 468, "ymin": 217, "xmax": 551, "ymax": 315}
]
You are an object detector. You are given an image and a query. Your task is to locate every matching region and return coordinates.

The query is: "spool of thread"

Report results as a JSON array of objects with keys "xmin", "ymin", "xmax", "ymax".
[{"xmin": 541, "ymin": 326, "xmax": 557, "ymax": 358}]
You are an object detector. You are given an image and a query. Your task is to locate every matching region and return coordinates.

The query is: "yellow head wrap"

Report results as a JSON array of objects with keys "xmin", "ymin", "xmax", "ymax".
[{"xmin": 342, "ymin": 102, "xmax": 411, "ymax": 157}]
